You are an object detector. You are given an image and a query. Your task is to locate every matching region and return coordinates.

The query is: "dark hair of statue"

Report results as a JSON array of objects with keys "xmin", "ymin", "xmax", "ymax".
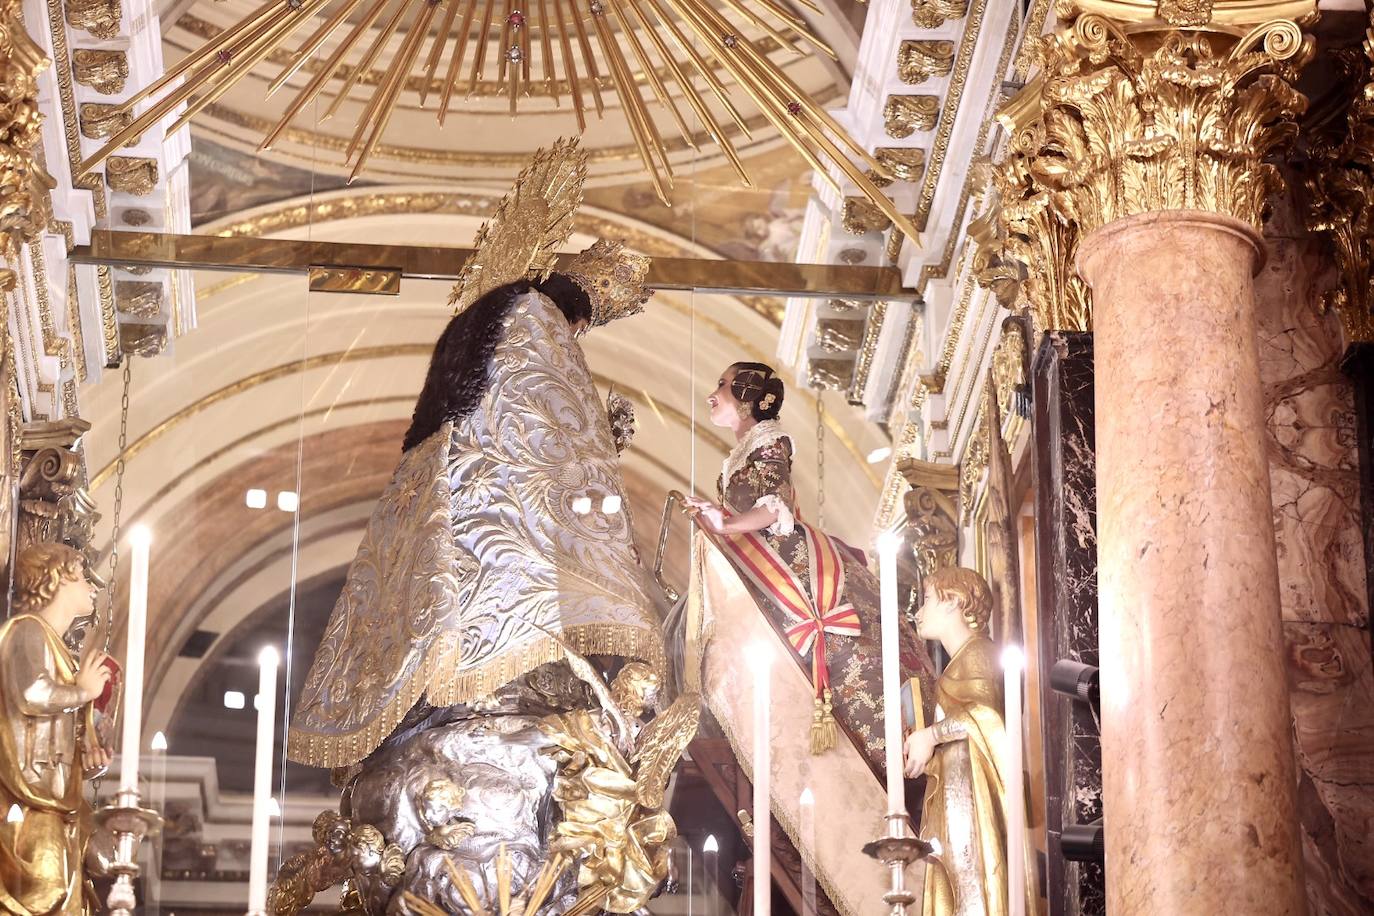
[
  {"xmin": 727, "ymin": 361, "xmax": 785, "ymax": 422},
  {"xmin": 402, "ymin": 274, "xmax": 592, "ymax": 452}
]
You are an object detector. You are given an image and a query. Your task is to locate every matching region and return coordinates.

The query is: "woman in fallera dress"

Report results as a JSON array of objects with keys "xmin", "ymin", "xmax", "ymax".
[{"xmin": 685, "ymin": 361, "xmax": 936, "ymax": 776}]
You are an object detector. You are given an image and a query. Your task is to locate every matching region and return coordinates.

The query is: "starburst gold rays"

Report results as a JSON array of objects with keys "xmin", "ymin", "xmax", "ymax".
[{"xmin": 76, "ymin": 0, "xmax": 918, "ymax": 238}]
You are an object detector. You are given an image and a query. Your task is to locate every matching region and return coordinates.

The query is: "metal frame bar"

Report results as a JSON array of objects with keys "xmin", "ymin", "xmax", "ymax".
[{"xmin": 70, "ymin": 231, "xmax": 907, "ymax": 300}]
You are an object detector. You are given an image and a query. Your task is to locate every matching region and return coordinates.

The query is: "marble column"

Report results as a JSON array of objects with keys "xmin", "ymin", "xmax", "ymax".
[
  {"xmin": 1076, "ymin": 211, "xmax": 1305, "ymax": 916},
  {"xmin": 1030, "ymin": 333, "xmax": 1103, "ymax": 916}
]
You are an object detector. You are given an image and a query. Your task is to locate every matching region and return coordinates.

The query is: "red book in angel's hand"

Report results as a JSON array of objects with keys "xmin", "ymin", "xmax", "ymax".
[{"xmin": 93, "ymin": 655, "xmax": 122, "ymax": 715}]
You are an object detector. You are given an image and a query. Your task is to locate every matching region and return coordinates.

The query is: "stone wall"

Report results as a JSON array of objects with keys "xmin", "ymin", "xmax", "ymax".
[{"xmin": 1256, "ymin": 188, "xmax": 1374, "ymax": 915}]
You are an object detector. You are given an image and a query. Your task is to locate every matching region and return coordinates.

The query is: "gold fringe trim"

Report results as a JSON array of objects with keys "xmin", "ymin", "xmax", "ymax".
[
  {"xmin": 288, "ymin": 624, "xmax": 665, "ymax": 769},
  {"xmin": 809, "ymin": 690, "xmax": 837, "ymax": 755}
]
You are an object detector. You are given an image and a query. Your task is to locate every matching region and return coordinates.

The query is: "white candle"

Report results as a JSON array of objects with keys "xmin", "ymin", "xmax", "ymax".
[
  {"xmin": 703, "ymin": 834, "xmax": 719, "ymax": 916},
  {"xmin": 118, "ymin": 525, "xmax": 152, "ymax": 797},
  {"xmin": 799, "ymin": 788, "xmax": 816, "ymax": 916},
  {"xmin": 1001, "ymin": 645, "xmax": 1026, "ymax": 916},
  {"xmin": 876, "ymin": 531, "xmax": 905, "ymax": 817},
  {"xmin": 753, "ymin": 644, "xmax": 771, "ymax": 916},
  {"xmin": 247, "ymin": 646, "xmax": 280, "ymax": 915}
]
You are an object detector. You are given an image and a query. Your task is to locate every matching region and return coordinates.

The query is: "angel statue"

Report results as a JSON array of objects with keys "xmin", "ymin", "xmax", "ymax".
[{"xmin": 276, "ymin": 139, "xmax": 669, "ymax": 916}]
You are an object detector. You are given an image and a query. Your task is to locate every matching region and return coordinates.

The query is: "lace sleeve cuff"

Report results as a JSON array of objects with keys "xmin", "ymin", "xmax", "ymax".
[{"xmin": 753, "ymin": 494, "xmax": 795, "ymax": 537}]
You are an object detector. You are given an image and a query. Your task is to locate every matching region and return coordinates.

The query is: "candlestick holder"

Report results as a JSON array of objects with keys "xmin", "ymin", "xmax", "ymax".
[
  {"xmin": 861, "ymin": 813, "xmax": 932, "ymax": 916},
  {"xmin": 94, "ymin": 788, "xmax": 163, "ymax": 916}
]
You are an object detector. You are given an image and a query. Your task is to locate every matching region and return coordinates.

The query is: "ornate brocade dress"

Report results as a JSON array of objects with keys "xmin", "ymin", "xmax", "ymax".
[{"xmin": 711, "ymin": 420, "xmax": 936, "ymax": 776}]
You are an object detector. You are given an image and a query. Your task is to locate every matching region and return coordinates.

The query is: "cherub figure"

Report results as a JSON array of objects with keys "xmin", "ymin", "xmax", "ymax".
[{"xmin": 0, "ymin": 542, "xmax": 113, "ymax": 916}]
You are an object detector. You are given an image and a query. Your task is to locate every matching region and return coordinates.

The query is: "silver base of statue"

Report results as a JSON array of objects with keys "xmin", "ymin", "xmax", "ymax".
[
  {"xmin": 94, "ymin": 789, "xmax": 163, "ymax": 916},
  {"xmin": 862, "ymin": 813, "xmax": 933, "ymax": 916}
]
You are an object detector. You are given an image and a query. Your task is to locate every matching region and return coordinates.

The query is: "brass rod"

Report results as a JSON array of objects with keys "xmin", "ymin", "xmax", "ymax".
[
  {"xmin": 267, "ymin": 0, "xmax": 369, "ymax": 97},
  {"xmin": 259, "ymin": 0, "xmax": 396, "ymax": 150},
  {"xmin": 468, "ymin": 0, "xmax": 498, "ymax": 95},
  {"xmin": 552, "ymin": 0, "xmax": 588, "ymax": 130},
  {"xmin": 566, "ymin": 0, "xmax": 605, "ymax": 116},
  {"xmin": 419, "ymin": 0, "xmax": 463, "ymax": 106},
  {"xmin": 437, "ymin": 0, "xmax": 481, "ymax": 123},
  {"xmin": 323, "ymin": 0, "xmax": 410, "ymax": 122},
  {"xmin": 71, "ymin": 231, "xmax": 907, "ymax": 300}
]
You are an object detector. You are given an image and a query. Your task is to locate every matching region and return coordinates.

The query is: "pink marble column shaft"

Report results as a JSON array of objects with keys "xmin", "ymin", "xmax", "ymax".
[{"xmin": 1077, "ymin": 211, "xmax": 1305, "ymax": 916}]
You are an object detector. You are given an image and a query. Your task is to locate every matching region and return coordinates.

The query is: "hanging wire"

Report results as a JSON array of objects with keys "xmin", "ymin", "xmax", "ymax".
[
  {"xmin": 814, "ymin": 391, "xmax": 825, "ymax": 530},
  {"xmin": 103, "ymin": 358, "xmax": 133, "ymax": 653}
]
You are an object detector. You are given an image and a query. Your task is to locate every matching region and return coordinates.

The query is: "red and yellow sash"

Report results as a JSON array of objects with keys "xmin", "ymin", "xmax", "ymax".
[{"xmin": 703, "ymin": 517, "xmax": 860, "ymax": 699}]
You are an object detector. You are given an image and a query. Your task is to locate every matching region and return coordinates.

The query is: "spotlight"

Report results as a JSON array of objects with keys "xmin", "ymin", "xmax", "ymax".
[
  {"xmin": 572, "ymin": 496, "xmax": 592, "ymax": 515},
  {"xmin": 601, "ymin": 494, "xmax": 622, "ymax": 514},
  {"xmin": 1061, "ymin": 818, "xmax": 1104, "ymax": 864},
  {"xmin": 245, "ymin": 489, "xmax": 267, "ymax": 509},
  {"xmin": 1050, "ymin": 659, "xmax": 1099, "ymax": 712},
  {"xmin": 276, "ymin": 491, "xmax": 299, "ymax": 513},
  {"xmin": 223, "ymin": 690, "xmax": 246, "ymax": 710},
  {"xmin": 866, "ymin": 446, "xmax": 892, "ymax": 464}
]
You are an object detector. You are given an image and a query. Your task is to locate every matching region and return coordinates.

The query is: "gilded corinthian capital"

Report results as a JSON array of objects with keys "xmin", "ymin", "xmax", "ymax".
[{"xmin": 990, "ymin": 4, "xmax": 1315, "ymax": 330}]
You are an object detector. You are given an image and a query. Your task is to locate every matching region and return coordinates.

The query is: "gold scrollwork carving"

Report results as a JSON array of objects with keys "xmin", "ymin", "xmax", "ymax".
[
  {"xmin": 911, "ymin": 0, "xmax": 968, "ymax": 29},
  {"xmin": 105, "ymin": 156, "xmax": 158, "ymax": 195},
  {"xmin": 1301, "ymin": 14, "xmax": 1374, "ymax": 342},
  {"xmin": 119, "ymin": 322, "xmax": 168, "ymax": 357},
  {"xmin": 875, "ymin": 147, "xmax": 927, "ymax": 183},
  {"xmin": 992, "ymin": 10, "xmax": 1312, "ymax": 332},
  {"xmin": 807, "ymin": 358, "xmax": 856, "ymax": 392},
  {"xmin": 899, "ymin": 40, "xmax": 956, "ymax": 85},
  {"xmin": 78, "ymin": 102, "xmax": 131, "ymax": 139},
  {"xmin": 70, "ymin": 49, "xmax": 128, "ymax": 94},
  {"xmin": 842, "ymin": 197, "xmax": 893, "ymax": 236},
  {"xmin": 64, "ymin": 0, "xmax": 122, "ymax": 40},
  {"xmin": 1, "ymin": 0, "xmax": 55, "ymax": 294},
  {"xmin": 1156, "ymin": 0, "xmax": 1212, "ymax": 25},
  {"xmin": 114, "ymin": 280, "xmax": 164, "ymax": 319},
  {"xmin": 815, "ymin": 319, "xmax": 865, "ymax": 353},
  {"xmin": 883, "ymin": 95, "xmax": 940, "ymax": 139}
]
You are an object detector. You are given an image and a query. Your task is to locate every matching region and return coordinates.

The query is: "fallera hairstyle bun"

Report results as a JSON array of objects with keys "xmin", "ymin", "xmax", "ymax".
[{"xmin": 728, "ymin": 361, "xmax": 785, "ymax": 422}]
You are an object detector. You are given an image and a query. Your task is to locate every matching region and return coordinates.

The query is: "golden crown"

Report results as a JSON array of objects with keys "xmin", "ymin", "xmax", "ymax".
[
  {"xmin": 449, "ymin": 137, "xmax": 587, "ymax": 314},
  {"xmin": 563, "ymin": 239, "xmax": 654, "ymax": 329}
]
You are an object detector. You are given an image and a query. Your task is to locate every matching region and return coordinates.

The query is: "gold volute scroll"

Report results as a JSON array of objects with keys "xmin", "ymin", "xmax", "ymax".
[
  {"xmin": 991, "ymin": 5, "xmax": 1316, "ymax": 332},
  {"xmin": 0, "ymin": 0, "xmax": 54, "ymax": 294}
]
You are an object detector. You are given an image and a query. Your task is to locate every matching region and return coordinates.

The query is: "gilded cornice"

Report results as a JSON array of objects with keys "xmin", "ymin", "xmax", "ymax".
[
  {"xmin": 850, "ymin": 300, "xmax": 887, "ymax": 399},
  {"xmin": 1071, "ymin": 0, "xmax": 1318, "ymax": 27},
  {"xmin": 899, "ymin": 40, "xmax": 956, "ymax": 85},
  {"xmin": 43, "ymin": 0, "xmax": 119, "ymax": 362},
  {"xmin": 1301, "ymin": 11, "xmax": 1374, "ymax": 343}
]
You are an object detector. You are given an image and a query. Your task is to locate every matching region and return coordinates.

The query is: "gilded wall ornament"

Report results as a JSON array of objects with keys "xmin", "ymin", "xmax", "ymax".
[
  {"xmin": 1301, "ymin": 16, "xmax": 1374, "ymax": 342},
  {"xmin": 911, "ymin": 0, "xmax": 968, "ymax": 30},
  {"xmin": 990, "ymin": 318, "xmax": 1029, "ymax": 421},
  {"xmin": 875, "ymin": 147, "xmax": 927, "ymax": 183},
  {"xmin": 841, "ymin": 196, "xmax": 893, "ymax": 236},
  {"xmin": 0, "ymin": 0, "xmax": 54, "ymax": 292},
  {"xmin": 807, "ymin": 358, "xmax": 855, "ymax": 391},
  {"xmin": 883, "ymin": 95, "xmax": 940, "ymax": 139},
  {"xmin": 104, "ymin": 156, "xmax": 158, "ymax": 195},
  {"xmin": 899, "ymin": 40, "xmax": 956, "ymax": 85},
  {"xmin": 70, "ymin": 49, "xmax": 129, "ymax": 94},
  {"xmin": 64, "ymin": 0, "xmax": 122, "ymax": 39},
  {"xmin": 119, "ymin": 321, "xmax": 168, "ymax": 356},
  {"xmin": 1156, "ymin": 0, "xmax": 1212, "ymax": 25},
  {"xmin": 115, "ymin": 280, "xmax": 164, "ymax": 319},
  {"xmin": 78, "ymin": 102, "xmax": 132, "ymax": 139},
  {"xmin": 815, "ymin": 318, "xmax": 865, "ymax": 353}
]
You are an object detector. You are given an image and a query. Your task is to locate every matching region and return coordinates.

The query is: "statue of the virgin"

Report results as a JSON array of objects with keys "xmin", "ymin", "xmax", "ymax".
[{"xmin": 277, "ymin": 140, "xmax": 678, "ymax": 916}]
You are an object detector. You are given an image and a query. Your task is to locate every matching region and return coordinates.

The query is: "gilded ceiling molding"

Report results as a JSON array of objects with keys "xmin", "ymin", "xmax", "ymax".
[
  {"xmin": 991, "ymin": 4, "xmax": 1315, "ymax": 332},
  {"xmin": 850, "ymin": 300, "xmax": 887, "ymax": 399},
  {"xmin": 911, "ymin": 0, "xmax": 968, "ymax": 30},
  {"xmin": 1301, "ymin": 10, "xmax": 1374, "ymax": 343},
  {"xmin": 875, "ymin": 147, "xmax": 927, "ymax": 182},
  {"xmin": 842, "ymin": 196, "xmax": 893, "ymax": 235},
  {"xmin": 71, "ymin": 49, "xmax": 128, "ymax": 94},
  {"xmin": 64, "ymin": 0, "xmax": 121, "ymax": 40},
  {"xmin": 899, "ymin": 40, "xmax": 955, "ymax": 85},
  {"xmin": 78, "ymin": 101, "xmax": 132, "ymax": 139},
  {"xmin": 883, "ymin": 95, "xmax": 941, "ymax": 139}
]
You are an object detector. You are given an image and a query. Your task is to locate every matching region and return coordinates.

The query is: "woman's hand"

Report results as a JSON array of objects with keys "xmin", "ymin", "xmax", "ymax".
[{"xmin": 903, "ymin": 726, "xmax": 936, "ymax": 777}]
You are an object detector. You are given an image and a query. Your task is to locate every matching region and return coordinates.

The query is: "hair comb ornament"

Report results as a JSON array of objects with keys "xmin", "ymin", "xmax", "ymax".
[
  {"xmin": 449, "ymin": 137, "xmax": 589, "ymax": 315},
  {"xmin": 563, "ymin": 239, "xmax": 654, "ymax": 330}
]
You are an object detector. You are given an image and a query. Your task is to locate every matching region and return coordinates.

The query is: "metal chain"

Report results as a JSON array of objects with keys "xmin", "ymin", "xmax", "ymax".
[
  {"xmin": 815, "ymin": 392, "xmax": 825, "ymax": 530},
  {"xmin": 103, "ymin": 359, "xmax": 132, "ymax": 653}
]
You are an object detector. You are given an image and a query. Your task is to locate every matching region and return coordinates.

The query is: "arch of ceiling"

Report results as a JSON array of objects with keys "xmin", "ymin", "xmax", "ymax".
[
  {"xmin": 79, "ymin": 185, "xmax": 890, "ymax": 712},
  {"xmin": 167, "ymin": 0, "xmax": 861, "ymax": 184}
]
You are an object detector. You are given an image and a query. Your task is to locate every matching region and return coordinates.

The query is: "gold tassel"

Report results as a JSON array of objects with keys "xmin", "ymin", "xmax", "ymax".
[{"xmin": 809, "ymin": 690, "xmax": 836, "ymax": 754}]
